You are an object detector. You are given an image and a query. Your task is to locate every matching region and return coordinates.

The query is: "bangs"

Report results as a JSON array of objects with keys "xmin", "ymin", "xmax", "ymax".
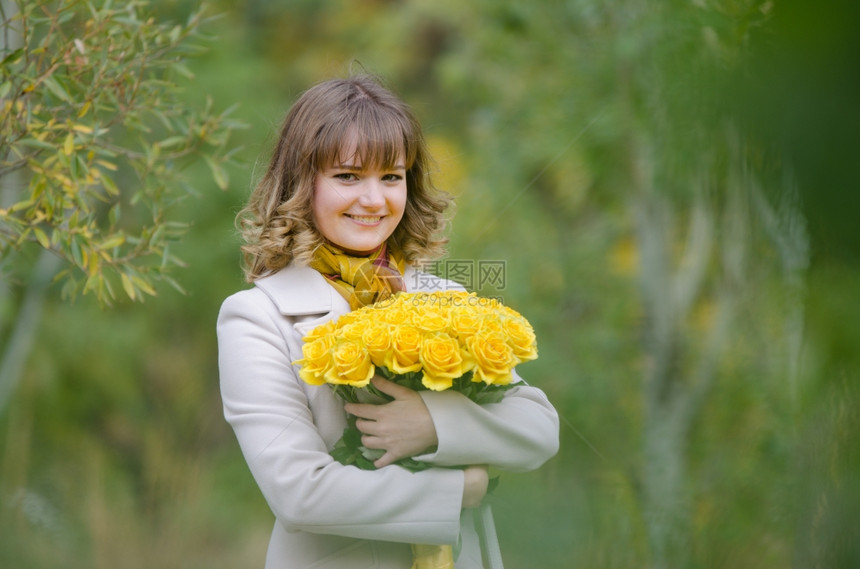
[{"xmin": 314, "ymin": 99, "xmax": 418, "ymax": 171}]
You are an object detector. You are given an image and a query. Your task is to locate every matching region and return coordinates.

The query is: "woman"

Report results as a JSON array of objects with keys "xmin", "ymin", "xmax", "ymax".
[{"xmin": 217, "ymin": 74, "xmax": 559, "ymax": 568}]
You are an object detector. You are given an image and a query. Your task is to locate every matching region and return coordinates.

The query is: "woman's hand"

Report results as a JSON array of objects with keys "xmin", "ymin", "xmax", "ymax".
[
  {"xmin": 344, "ymin": 376, "xmax": 439, "ymax": 468},
  {"xmin": 462, "ymin": 465, "xmax": 489, "ymax": 509}
]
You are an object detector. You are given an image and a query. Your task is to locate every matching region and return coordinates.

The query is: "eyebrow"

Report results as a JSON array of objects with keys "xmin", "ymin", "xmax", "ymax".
[{"xmin": 333, "ymin": 164, "xmax": 406, "ymax": 171}]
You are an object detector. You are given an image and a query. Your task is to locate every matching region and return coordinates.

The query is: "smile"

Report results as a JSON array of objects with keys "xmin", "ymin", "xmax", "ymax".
[{"xmin": 345, "ymin": 214, "xmax": 383, "ymax": 225}]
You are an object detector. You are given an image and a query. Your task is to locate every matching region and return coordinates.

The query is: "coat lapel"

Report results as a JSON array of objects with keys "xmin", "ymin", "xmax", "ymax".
[{"xmin": 254, "ymin": 263, "xmax": 351, "ymax": 337}]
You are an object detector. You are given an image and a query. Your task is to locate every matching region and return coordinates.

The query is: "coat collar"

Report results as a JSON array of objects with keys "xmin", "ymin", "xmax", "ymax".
[{"xmin": 254, "ymin": 263, "xmax": 340, "ymax": 316}]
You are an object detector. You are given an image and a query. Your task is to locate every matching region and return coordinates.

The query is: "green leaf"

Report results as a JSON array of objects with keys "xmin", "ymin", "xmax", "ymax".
[
  {"xmin": 9, "ymin": 199, "xmax": 34, "ymax": 212},
  {"xmin": 330, "ymin": 446, "xmax": 357, "ymax": 466},
  {"xmin": 343, "ymin": 426, "xmax": 363, "ymax": 449},
  {"xmin": 0, "ymin": 47, "xmax": 24, "ymax": 66},
  {"xmin": 158, "ymin": 135, "xmax": 186, "ymax": 149},
  {"xmin": 33, "ymin": 226, "xmax": 50, "ymax": 249},
  {"xmin": 359, "ymin": 446, "xmax": 385, "ymax": 462},
  {"xmin": 63, "ymin": 131, "xmax": 75, "ymax": 155},
  {"xmin": 17, "ymin": 138, "xmax": 57, "ymax": 150},
  {"xmin": 169, "ymin": 24, "xmax": 182, "ymax": 44},
  {"xmin": 160, "ymin": 275, "xmax": 187, "ymax": 295},
  {"xmin": 70, "ymin": 238, "xmax": 83, "ymax": 267},
  {"xmin": 108, "ymin": 203, "xmax": 121, "ymax": 225},
  {"xmin": 354, "ymin": 456, "xmax": 376, "ymax": 470},
  {"xmin": 101, "ymin": 172, "xmax": 119, "ymax": 196},
  {"xmin": 60, "ymin": 274, "xmax": 80, "ymax": 301},
  {"xmin": 101, "ymin": 233, "xmax": 125, "ymax": 249},
  {"xmin": 170, "ymin": 61, "xmax": 194, "ymax": 79},
  {"xmin": 204, "ymin": 155, "xmax": 229, "ymax": 190},
  {"xmin": 130, "ymin": 274, "xmax": 156, "ymax": 296},
  {"xmin": 102, "ymin": 272, "xmax": 116, "ymax": 302},
  {"xmin": 43, "ymin": 75, "xmax": 71, "ymax": 102},
  {"xmin": 120, "ymin": 272, "xmax": 136, "ymax": 301}
]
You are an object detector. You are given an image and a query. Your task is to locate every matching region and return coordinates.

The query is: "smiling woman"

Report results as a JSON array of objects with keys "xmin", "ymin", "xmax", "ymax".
[{"xmin": 217, "ymin": 74, "xmax": 559, "ymax": 569}]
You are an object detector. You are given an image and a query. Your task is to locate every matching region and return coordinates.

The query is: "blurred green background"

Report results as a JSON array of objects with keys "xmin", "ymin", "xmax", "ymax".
[{"xmin": 2, "ymin": 0, "xmax": 859, "ymax": 568}]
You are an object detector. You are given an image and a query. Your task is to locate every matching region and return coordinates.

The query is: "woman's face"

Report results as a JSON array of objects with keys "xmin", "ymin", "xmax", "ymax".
[{"xmin": 312, "ymin": 141, "xmax": 407, "ymax": 256}]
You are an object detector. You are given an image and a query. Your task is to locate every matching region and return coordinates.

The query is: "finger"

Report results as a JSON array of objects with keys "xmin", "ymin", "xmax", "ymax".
[
  {"xmin": 374, "ymin": 450, "xmax": 398, "ymax": 469},
  {"xmin": 343, "ymin": 403, "xmax": 379, "ymax": 420},
  {"xmin": 354, "ymin": 417, "xmax": 381, "ymax": 436},
  {"xmin": 361, "ymin": 434, "xmax": 389, "ymax": 451},
  {"xmin": 371, "ymin": 375, "xmax": 416, "ymax": 400}
]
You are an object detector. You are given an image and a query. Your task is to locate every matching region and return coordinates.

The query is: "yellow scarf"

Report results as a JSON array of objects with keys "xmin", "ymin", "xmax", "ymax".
[{"xmin": 310, "ymin": 244, "xmax": 406, "ymax": 310}]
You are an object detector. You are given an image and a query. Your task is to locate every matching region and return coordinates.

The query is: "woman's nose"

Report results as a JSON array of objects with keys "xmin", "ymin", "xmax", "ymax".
[{"xmin": 357, "ymin": 179, "xmax": 385, "ymax": 208}]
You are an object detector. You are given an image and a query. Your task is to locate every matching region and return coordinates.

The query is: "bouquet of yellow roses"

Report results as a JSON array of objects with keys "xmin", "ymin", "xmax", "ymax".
[
  {"xmin": 295, "ymin": 290, "xmax": 538, "ymax": 458},
  {"xmin": 293, "ymin": 290, "xmax": 538, "ymax": 568}
]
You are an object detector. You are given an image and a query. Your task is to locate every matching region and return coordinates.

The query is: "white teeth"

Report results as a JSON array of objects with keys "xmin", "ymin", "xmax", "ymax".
[{"xmin": 348, "ymin": 215, "xmax": 382, "ymax": 224}]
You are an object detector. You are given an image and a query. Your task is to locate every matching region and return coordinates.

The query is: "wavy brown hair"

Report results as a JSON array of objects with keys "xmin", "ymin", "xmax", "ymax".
[{"xmin": 237, "ymin": 75, "xmax": 452, "ymax": 282}]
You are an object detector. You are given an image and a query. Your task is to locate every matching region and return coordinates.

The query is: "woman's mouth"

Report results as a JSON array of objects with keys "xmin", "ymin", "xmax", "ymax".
[{"xmin": 345, "ymin": 214, "xmax": 383, "ymax": 225}]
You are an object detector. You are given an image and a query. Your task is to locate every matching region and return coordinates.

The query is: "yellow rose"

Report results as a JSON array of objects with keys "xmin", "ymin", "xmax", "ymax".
[
  {"xmin": 419, "ymin": 332, "xmax": 473, "ymax": 391},
  {"xmin": 338, "ymin": 321, "xmax": 365, "ymax": 341},
  {"xmin": 328, "ymin": 338, "xmax": 374, "ymax": 387},
  {"xmin": 381, "ymin": 303, "xmax": 413, "ymax": 326},
  {"xmin": 466, "ymin": 330, "xmax": 517, "ymax": 385},
  {"xmin": 450, "ymin": 309, "xmax": 482, "ymax": 343},
  {"xmin": 478, "ymin": 317, "xmax": 504, "ymax": 334},
  {"xmin": 302, "ymin": 319, "xmax": 337, "ymax": 343},
  {"xmin": 385, "ymin": 325, "xmax": 423, "ymax": 374},
  {"xmin": 362, "ymin": 320, "xmax": 393, "ymax": 367},
  {"xmin": 501, "ymin": 316, "xmax": 538, "ymax": 362},
  {"xmin": 295, "ymin": 336, "xmax": 335, "ymax": 385},
  {"xmin": 333, "ymin": 309, "xmax": 361, "ymax": 326},
  {"xmin": 413, "ymin": 309, "xmax": 449, "ymax": 333}
]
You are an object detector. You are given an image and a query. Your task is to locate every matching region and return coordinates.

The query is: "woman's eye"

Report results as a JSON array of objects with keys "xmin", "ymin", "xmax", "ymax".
[
  {"xmin": 382, "ymin": 173, "xmax": 403, "ymax": 182},
  {"xmin": 334, "ymin": 173, "xmax": 358, "ymax": 182}
]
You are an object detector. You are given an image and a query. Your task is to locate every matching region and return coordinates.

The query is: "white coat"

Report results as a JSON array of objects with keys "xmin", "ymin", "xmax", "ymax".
[{"xmin": 217, "ymin": 263, "xmax": 559, "ymax": 568}]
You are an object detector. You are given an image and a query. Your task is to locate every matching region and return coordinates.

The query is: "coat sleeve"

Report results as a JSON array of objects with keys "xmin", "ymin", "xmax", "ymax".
[
  {"xmin": 415, "ymin": 372, "xmax": 560, "ymax": 471},
  {"xmin": 217, "ymin": 289, "xmax": 464, "ymax": 544}
]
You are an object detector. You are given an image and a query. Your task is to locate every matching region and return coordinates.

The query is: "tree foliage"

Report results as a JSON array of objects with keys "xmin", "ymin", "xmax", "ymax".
[{"xmin": 0, "ymin": 0, "xmax": 243, "ymax": 303}]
